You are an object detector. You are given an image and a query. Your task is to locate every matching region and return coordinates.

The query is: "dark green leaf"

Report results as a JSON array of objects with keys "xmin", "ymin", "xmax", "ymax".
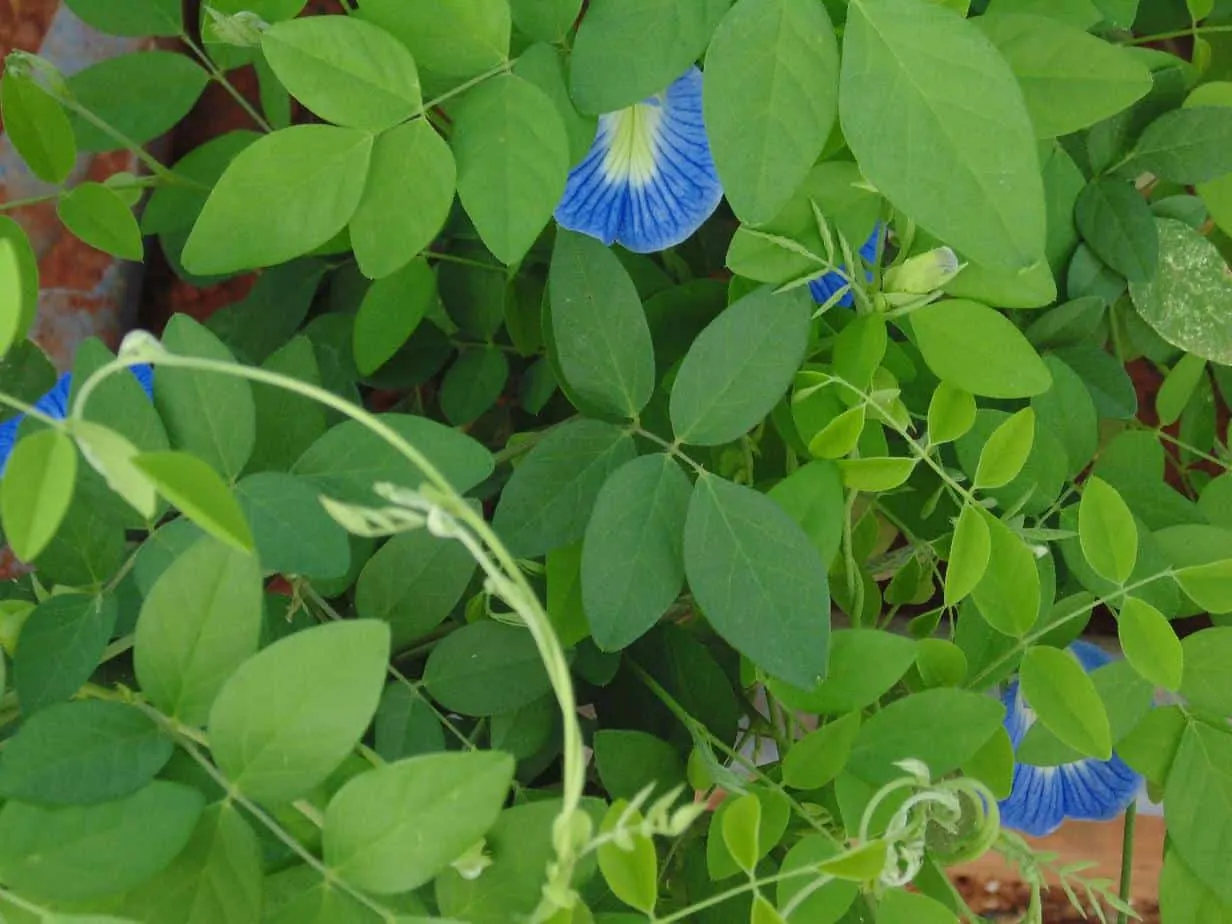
[
  {"xmin": 248, "ymin": 335, "xmax": 328, "ymax": 474},
  {"xmin": 207, "ymin": 260, "xmax": 327, "ymax": 365},
  {"xmin": 440, "ymin": 348, "xmax": 510, "ymax": 425},
  {"xmin": 683, "ymin": 474, "xmax": 829, "ymax": 688},
  {"xmin": 1074, "ymin": 179, "xmax": 1158, "ymax": 284},
  {"xmin": 235, "ymin": 472, "xmax": 350, "ymax": 579},
  {"xmin": 971, "ymin": 515, "xmax": 1040, "ymax": 637},
  {"xmin": 352, "ymin": 258, "xmax": 435, "ymax": 375},
  {"xmin": 424, "ymin": 621, "xmax": 550, "ymax": 716},
  {"xmin": 1128, "ymin": 106, "xmax": 1232, "ymax": 183},
  {"xmin": 374, "ymin": 684, "xmax": 445, "ymax": 761},
  {"xmin": 64, "ymin": 0, "xmax": 182, "ymax": 35},
  {"xmin": 15, "ymin": 594, "xmax": 116, "ymax": 715},
  {"xmin": 593, "ymin": 729, "xmax": 686, "ymax": 802}
]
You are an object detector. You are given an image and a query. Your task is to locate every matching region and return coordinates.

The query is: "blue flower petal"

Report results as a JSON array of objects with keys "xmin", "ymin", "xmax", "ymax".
[
  {"xmin": 808, "ymin": 225, "xmax": 882, "ymax": 308},
  {"xmin": 555, "ymin": 67, "xmax": 723, "ymax": 254},
  {"xmin": 0, "ymin": 417, "xmax": 19, "ymax": 476},
  {"xmin": 997, "ymin": 642, "xmax": 1142, "ymax": 837},
  {"xmin": 131, "ymin": 364, "xmax": 155, "ymax": 399},
  {"xmin": 33, "ymin": 372, "xmax": 72, "ymax": 420}
]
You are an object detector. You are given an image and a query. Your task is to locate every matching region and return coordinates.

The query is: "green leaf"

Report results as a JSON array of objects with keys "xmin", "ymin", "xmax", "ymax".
[
  {"xmin": 156, "ymin": 314, "xmax": 255, "ymax": 480},
  {"xmin": 0, "ymin": 700, "xmax": 172, "ymax": 806},
  {"xmin": 592, "ymin": 729, "xmax": 686, "ymax": 802},
  {"xmin": 1079, "ymin": 476, "xmax": 1138, "ymax": 584},
  {"xmin": 0, "ymin": 218, "xmax": 38, "ymax": 353},
  {"xmin": 583, "ymin": 455, "xmax": 691, "ymax": 651},
  {"xmin": 910, "ymin": 300, "xmax": 1052, "ymax": 398},
  {"xmin": 962, "ymin": 726, "xmax": 1014, "ymax": 799},
  {"xmin": 67, "ymin": 52, "xmax": 207, "ymax": 152},
  {"xmin": 209, "ymin": 620, "xmax": 389, "ymax": 804},
  {"xmin": 324, "ymin": 752, "xmax": 513, "ymax": 894},
  {"xmin": 840, "ymin": 0, "xmax": 1045, "ymax": 270},
  {"xmin": 358, "ymin": 0, "xmax": 510, "ymax": 82},
  {"xmin": 976, "ymin": 13, "xmax": 1151, "ymax": 138},
  {"xmin": 926, "ymin": 382, "xmax": 976, "ymax": 445},
  {"xmin": 767, "ymin": 460, "xmax": 844, "ymax": 567},
  {"xmin": 569, "ymin": 0, "xmax": 731, "ymax": 113},
  {"xmin": 549, "ymin": 230, "xmax": 656, "ymax": 419},
  {"xmin": 848, "ymin": 688, "xmax": 1004, "ymax": 783},
  {"xmin": 810, "ymin": 406, "xmax": 865, "ymax": 460},
  {"xmin": 374, "ymin": 684, "xmax": 445, "ymax": 761},
  {"xmin": 783, "ymin": 711, "xmax": 861, "ymax": 790},
  {"xmin": 1026, "ymin": 297, "xmax": 1106, "ymax": 350},
  {"xmin": 64, "ymin": 0, "xmax": 182, "ymax": 34},
  {"xmin": 56, "ymin": 183, "xmax": 143, "ymax": 261},
  {"xmin": 1181, "ymin": 627, "xmax": 1232, "ymax": 713},
  {"xmin": 0, "ymin": 72, "xmax": 76, "ymax": 184},
  {"xmin": 1157, "ymin": 353, "xmax": 1207, "ymax": 427},
  {"xmin": 1074, "ymin": 179, "xmax": 1158, "ymax": 284},
  {"xmin": 510, "ymin": 0, "xmax": 581, "ymax": 42},
  {"xmin": 356, "ymin": 528, "xmax": 476, "ymax": 650},
  {"xmin": 1055, "ymin": 342, "xmax": 1138, "ymax": 420},
  {"xmin": 513, "ymin": 42, "xmax": 597, "ymax": 165},
  {"xmin": 1127, "ymin": 106, "xmax": 1232, "ymax": 184},
  {"xmin": 683, "ymin": 474, "xmax": 829, "ymax": 688},
  {"xmin": 775, "ymin": 835, "xmax": 859, "ymax": 924},
  {"xmin": 439, "ymin": 348, "xmax": 509, "ymax": 426},
  {"xmin": 974, "ymin": 408, "xmax": 1035, "ymax": 490},
  {"xmin": 135, "ymin": 535, "xmax": 263, "ymax": 726},
  {"xmin": 1160, "ymin": 850, "xmax": 1232, "ymax": 924},
  {"xmin": 352, "ymin": 257, "xmax": 435, "ymax": 375},
  {"xmin": 1118, "ymin": 596, "xmax": 1182, "ymax": 691},
  {"xmin": 493, "ymin": 419, "xmax": 636, "ymax": 558},
  {"xmin": 350, "ymin": 120, "xmax": 456, "ymax": 280},
  {"xmin": 1165, "ymin": 723, "xmax": 1232, "ymax": 904},
  {"xmin": 704, "ymin": 0, "xmax": 839, "ymax": 225},
  {"xmin": 1130, "ymin": 218, "xmax": 1232, "ymax": 365},
  {"xmin": 722, "ymin": 793, "xmax": 762, "ymax": 873},
  {"xmin": 119, "ymin": 802, "xmax": 262, "ymax": 924},
  {"xmin": 248, "ymin": 336, "xmax": 328, "ymax": 474},
  {"xmin": 984, "ymin": 0, "xmax": 1101, "ymax": 26},
  {"xmin": 424, "ymin": 621, "xmax": 551, "ymax": 716},
  {"xmin": 706, "ymin": 788, "xmax": 790, "ymax": 880},
  {"xmin": 598, "ymin": 801, "xmax": 658, "ymax": 914},
  {"xmin": 2, "ymin": 428, "xmax": 77, "ymax": 563},
  {"xmin": 1032, "ymin": 355, "xmax": 1098, "ymax": 478},
  {"xmin": 133, "ymin": 451, "xmax": 254, "ymax": 554},
  {"xmin": 14, "ymin": 595, "xmax": 117, "ymax": 715},
  {"xmin": 451, "ymin": 75, "xmax": 568, "ymax": 265},
  {"xmin": 769, "ymin": 629, "xmax": 916, "ymax": 714},
  {"xmin": 838, "ymin": 457, "xmax": 917, "ymax": 492},
  {"xmin": 972, "ymin": 515, "xmax": 1040, "ymax": 637},
  {"xmin": 261, "ymin": 15, "xmax": 421, "ymax": 131},
  {"xmin": 235, "ymin": 472, "xmax": 350, "ymax": 579},
  {"xmin": 73, "ymin": 422, "xmax": 157, "ymax": 521},
  {"xmin": 945, "ymin": 504, "xmax": 991, "ymax": 607},
  {"xmin": 294, "ymin": 413, "xmax": 494, "ymax": 504},
  {"xmin": 671, "ymin": 286, "xmax": 812, "ymax": 446},
  {"xmin": 876, "ymin": 889, "xmax": 956, "ymax": 924},
  {"xmin": 142, "ymin": 131, "xmax": 260, "ymax": 236},
  {"xmin": 1020, "ymin": 645, "xmax": 1112, "ymax": 759},
  {"xmin": 0, "ymin": 782, "xmax": 203, "ymax": 902},
  {"xmin": 819, "ymin": 840, "xmax": 889, "ymax": 883},
  {"xmin": 183, "ymin": 125, "xmax": 373, "ymax": 275}
]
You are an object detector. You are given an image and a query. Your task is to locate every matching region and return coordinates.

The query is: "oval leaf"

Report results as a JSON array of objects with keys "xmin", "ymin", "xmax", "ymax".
[
  {"xmin": 911, "ymin": 300, "xmax": 1051, "ymax": 398},
  {"xmin": 133, "ymin": 451, "xmax": 254, "ymax": 554},
  {"xmin": 1118, "ymin": 596, "xmax": 1183, "ymax": 691},
  {"xmin": 1079, "ymin": 476, "xmax": 1138, "ymax": 585},
  {"xmin": 2, "ymin": 428, "xmax": 78, "ymax": 563},
  {"xmin": 1019, "ymin": 645, "xmax": 1112, "ymax": 759}
]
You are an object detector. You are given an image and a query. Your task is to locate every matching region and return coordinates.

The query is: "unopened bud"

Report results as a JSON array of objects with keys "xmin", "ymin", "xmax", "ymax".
[
  {"xmin": 203, "ymin": 7, "xmax": 269, "ymax": 46},
  {"xmin": 883, "ymin": 247, "xmax": 960, "ymax": 295}
]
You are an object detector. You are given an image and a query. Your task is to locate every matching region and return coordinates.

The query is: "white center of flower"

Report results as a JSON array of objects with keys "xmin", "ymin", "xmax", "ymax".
[{"xmin": 601, "ymin": 99, "xmax": 664, "ymax": 188}]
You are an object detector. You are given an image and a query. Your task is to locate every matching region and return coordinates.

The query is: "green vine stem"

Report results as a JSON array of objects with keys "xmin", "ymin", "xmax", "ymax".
[
  {"xmin": 1118, "ymin": 801, "xmax": 1138, "ymax": 924},
  {"xmin": 72, "ymin": 342, "xmax": 587, "ymax": 920}
]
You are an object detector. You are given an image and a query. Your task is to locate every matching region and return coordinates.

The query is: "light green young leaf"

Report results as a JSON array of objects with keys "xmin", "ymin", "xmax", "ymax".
[
  {"xmin": 583, "ymin": 455, "xmax": 691, "ymax": 651},
  {"xmin": 944, "ymin": 504, "xmax": 991, "ymax": 607},
  {"xmin": 183, "ymin": 125, "xmax": 373, "ymax": 275},
  {"xmin": 683, "ymin": 474, "xmax": 830, "ymax": 689},
  {"xmin": 57, "ymin": 183, "xmax": 143, "ymax": 261},
  {"xmin": 876, "ymin": 889, "xmax": 956, "ymax": 924},
  {"xmin": 65, "ymin": 0, "xmax": 180, "ymax": 34},
  {"xmin": 350, "ymin": 120, "xmax": 456, "ymax": 280},
  {"xmin": 549, "ymin": 230, "xmax": 656, "ymax": 419},
  {"xmin": 73, "ymin": 421, "xmax": 157, "ymax": 520},
  {"xmin": 2, "ymin": 428, "xmax": 77, "ymax": 563},
  {"xmin": 1180, "ymin": 627, "xmax": 1232, "ymax": 714},
  {"xmin": 352, "ymin": 257, "xmax": 435, "ymax": 375},
  {"xmin": 671, "ymin": 285, "xmax": 812, "ymax": 446},
  {"xmin": 451, "ymin": 74, "xmax": 568, "ymax": 265},
  {"xmin": 911, "ymin": 300, "xmax": 1052, "ymax": 398},
  {"xmin": 706, "ymin": 788, "xmax": 790, "ymax": 880},
  {"xmin": 598, "ymin": 801, "xmax": 658, "ymax": 914},
  {"xmin": 809, "ymin": 405, "xmax": 865, "ymax": 460},
  {"xmin": 840, "ymin": 0, "xmax": 1045, "ymax": 270},
  {"xmin": 1074, "ymin": 179, "xmax": 1158, "ymax": 284},
  {"xmin": 261, "ymin": 15, "xmax": 421, "ymax": 131},
  {"xmin": 569, "ymin": 0, "xmax": 731, "ymax": 114},
  {"xmin": 703, "ymin": 0, "xmax": 839, "ymax": 225},
  {"xmin": 776, "ymin": 835, "xmax": 859, "ymax": 923},
  {"xmin": 1118, "ymin": 596, "xmax": 1182, "ymax": 691},
  {"xmin": 721, "ymin": 794, "xmax": 762, "ymax": 873},
  {"xmin": 1159, "ymin": 849, "xmax": 1232, "ymax": 924},
  {"xmin": 1164, "ymin": 723, "xmax": 1232, "ymax": 904},
  {"xmin": 1175, "ymin": 559, "xmax": 1232, "ymax": 614},
  {"xmin": 133, "ymin": 451, "xmax": 254, "ymax": 554},
  {"xmin": 1156, "ymin": 353, "xmax": 1207, "ymax": 427},
  {"xmin": 838, "ymin": 457, "xmax": 916, "ymax": 492},
  {"xmin": 927, "ymin": 382, "xmax": 976, "ymax": 445},
  {"xmin": 976, "ymin": 13, "xmax": 1151, "ymax": 138},
  {"xmin": 135, "ymin": 535, "xmax": 263, "ymax": 726},
  {"xmin": 358, "ymin": 0, "xmax": 510, "ymax": 81},
  {"xmin": 0, "ymin": 782, "xmax": 202, "ymax": 903},
  {"xmin": 974, "ymin": 408, "xmax": 1035, "ymax": 490},
  {"xmin": 782, "ymin": 711, "xmax": 861, "ymax": 791},
  {"xmin": 324, "ymin": 752, "xmax": 514, "ymax": 894},
  {"xmin": 209, "ymin": 620, "xmax": 389, "ymax": 804},
  {"xmin": 972, "ymin": 514, "xmax": 1040, "ymax": 637},
  {"xmin": 1020, "ymin": 645, "xmax": 1112, "ymax": 759},
  {"xmin": 0, "ymin": 72, "xmax": 76, "ymax": 184},
  {"xmin": 1079, "ymin": 476, "xmax": 1137, "ymax": 585},
  {"xmin": 0, "ymin": 218, "xmax": 38, "ymax": 353}
]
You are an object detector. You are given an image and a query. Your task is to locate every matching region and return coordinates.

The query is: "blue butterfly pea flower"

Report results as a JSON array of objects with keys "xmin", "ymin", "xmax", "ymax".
[
  {"xmin": 555, "ymin": 67, "xmax": 723, "ymax": 254},
  {"xmin": 808, "ymin": 225, "xmax": 882, "ymax": 308},
  {"xmin": 0, "ymin": 364, "xmax": 155, "ymax": 475},
  {"xmin": 999, "ymin": 640, "xmax": 1142, "ymax": 837}
]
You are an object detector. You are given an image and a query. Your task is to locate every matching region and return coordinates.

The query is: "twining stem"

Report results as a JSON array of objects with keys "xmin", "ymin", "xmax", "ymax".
[
  {"xmin": 1127, "ymin": 23, "xmax": 1232, "ymax": 44},
  {"xmin": 0, "ymin": 393, "xmax": 62, "ymax": 428},
  {"xmin": 1117, "ymin": 801, "xmax": 1138, "ymax": 924}
]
